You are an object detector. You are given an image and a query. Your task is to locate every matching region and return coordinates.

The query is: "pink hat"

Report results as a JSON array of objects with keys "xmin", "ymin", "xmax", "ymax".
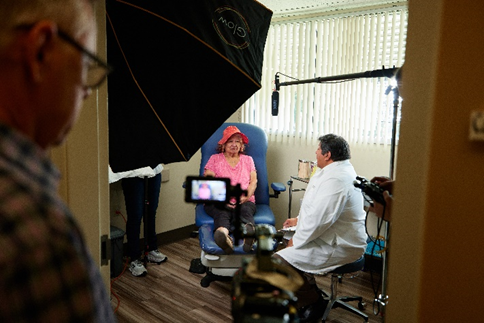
[{"xmin": 218, "ymin": 126, "xmax": 249, "ymax": 145}]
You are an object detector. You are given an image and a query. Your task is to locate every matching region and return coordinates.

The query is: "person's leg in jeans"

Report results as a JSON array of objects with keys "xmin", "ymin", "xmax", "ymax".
[
  {"xmin": 122, "ymin": 176, "xmax": 145, "ymax": 262},
  {"xmin": 143, "ymin": 174, "xmax": 167, "ymax": 264},
  {"xmin": 145, "ymin": 173, "xmax": 161, "ymax": 252}
]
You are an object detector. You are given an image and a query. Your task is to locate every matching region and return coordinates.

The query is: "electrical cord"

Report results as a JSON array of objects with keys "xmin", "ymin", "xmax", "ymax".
[
  {"xmin": 276, "ymin": 72, "xmax": 298, "ymax": 81},
  {"xmin": 110, "ymin": 257, "xmax": 129, "ymax": 313}
]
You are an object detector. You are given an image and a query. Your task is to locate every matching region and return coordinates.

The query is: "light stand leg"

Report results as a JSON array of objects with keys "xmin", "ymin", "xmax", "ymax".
[
  {"xmin": 378, "ymin": 86, "xmax": 400, "ymax": 319},
  {"xmin": 288, "ymin": 178, "xmax": 293, "ymax": 218},
  {"xmin": 143, "ymin": 176, "xmax": 149, "ymax": 267}
]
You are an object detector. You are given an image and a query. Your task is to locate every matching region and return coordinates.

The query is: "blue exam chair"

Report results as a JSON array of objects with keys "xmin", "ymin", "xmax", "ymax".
[{"xmin": 194, "ymin": 122, "xmax": 285, "ymax": 287}]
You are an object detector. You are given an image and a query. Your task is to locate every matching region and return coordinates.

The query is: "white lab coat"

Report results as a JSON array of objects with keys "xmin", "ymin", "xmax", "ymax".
[{"xmin": 277, "ymin": 160, "xmax": 367, "ymax": 274}]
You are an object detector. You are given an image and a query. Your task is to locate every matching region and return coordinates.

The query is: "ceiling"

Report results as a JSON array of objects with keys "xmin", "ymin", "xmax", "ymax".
[{"xmin": 258, "ymin": 0, "xmax": 407, "ymax": 19}]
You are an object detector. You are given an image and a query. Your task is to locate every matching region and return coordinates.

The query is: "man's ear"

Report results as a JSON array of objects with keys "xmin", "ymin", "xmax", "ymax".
[
  {"xmin": 23, "ymin": 21, "xmax": 57, "ymax": 83},
  {"xmin": 325, "ymin": 151, "xmax": 332, "ymax": 161}
]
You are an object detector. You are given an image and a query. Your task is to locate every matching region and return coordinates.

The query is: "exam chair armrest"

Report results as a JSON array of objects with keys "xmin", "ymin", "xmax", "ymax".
[{"xmin": 270, "ymin": 182, "xmax": 286, "ymax": 198}]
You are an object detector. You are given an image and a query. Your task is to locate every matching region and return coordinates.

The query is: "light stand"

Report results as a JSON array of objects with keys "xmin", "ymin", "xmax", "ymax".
[
  {"xmin": 143, "ymin": 176, "xmax": 150, "ymax": 267},
  {"xmin": 374, "ymin": 84, "xmax": 399, "ymax": 318}
]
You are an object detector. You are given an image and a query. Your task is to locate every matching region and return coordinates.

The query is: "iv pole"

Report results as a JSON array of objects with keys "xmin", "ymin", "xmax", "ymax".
[{"xmin": 275, "ymin": 66, "xmax": 400, "ymax": 318}]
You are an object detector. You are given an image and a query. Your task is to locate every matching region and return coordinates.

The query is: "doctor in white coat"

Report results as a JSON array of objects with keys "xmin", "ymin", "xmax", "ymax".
[{"xmin": 275, "ymin": 134, "xmax": 367, "ymax": 321}]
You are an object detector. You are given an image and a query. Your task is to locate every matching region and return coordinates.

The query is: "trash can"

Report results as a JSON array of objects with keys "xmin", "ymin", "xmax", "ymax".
[{"xmin": 110, "ymin": 225, "xmax": 125, "ymax": 278}]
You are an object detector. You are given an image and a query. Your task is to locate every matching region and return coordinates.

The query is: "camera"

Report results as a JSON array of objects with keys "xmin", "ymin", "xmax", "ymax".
[
  {"xmin": 185, "ymin": 175, "xmax": 248, "ymax": 241},
  {"xmin": 231, "ymin": 225, "xmax": 298, "ymax": 323},
  {"xmin": 353, "ymin": 176, "xmax": 386, "ymax": 206}
]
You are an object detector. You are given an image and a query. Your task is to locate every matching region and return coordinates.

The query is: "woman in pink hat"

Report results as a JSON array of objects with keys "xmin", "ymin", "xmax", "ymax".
[{"xmin": 203, "ymin": 126, "xmax": 257, "ymax": 254}]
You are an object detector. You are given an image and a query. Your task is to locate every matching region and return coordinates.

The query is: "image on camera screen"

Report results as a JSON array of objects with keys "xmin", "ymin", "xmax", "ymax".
[{"xmin": 185, "ymin": 176, "xmax": 229, "ymax": 203}]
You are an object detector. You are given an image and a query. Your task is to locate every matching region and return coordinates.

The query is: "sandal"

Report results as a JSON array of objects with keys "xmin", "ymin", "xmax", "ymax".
[{"xmin": 214, "ymin": 229, "xmax": 234, "ymax": 254}]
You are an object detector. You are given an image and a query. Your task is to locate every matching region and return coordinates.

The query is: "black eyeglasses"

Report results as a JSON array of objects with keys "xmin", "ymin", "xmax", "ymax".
[
  {"xmin": 16, "ymin": 24, "xmax": 112, "ymax": 90},
  {"xmin": 56, "ymin": 29, "xmax": 112, "ymax": 89}
]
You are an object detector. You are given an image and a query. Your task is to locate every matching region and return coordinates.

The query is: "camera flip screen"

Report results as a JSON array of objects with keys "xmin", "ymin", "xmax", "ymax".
[{"xmin": 185, "ymin": 176, "xmax": 230, "ymax": 204}]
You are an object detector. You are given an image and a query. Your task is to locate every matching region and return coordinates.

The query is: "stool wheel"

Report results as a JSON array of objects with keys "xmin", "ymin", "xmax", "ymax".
[{"xmin": 358, "ymin": 301, "xmax": 366, "ymax": 311}]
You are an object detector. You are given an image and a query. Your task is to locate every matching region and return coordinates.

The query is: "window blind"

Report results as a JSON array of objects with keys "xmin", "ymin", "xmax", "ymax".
[{"xmin": 242, "ymin": 8, "xmax": 407, "ymax": 146}]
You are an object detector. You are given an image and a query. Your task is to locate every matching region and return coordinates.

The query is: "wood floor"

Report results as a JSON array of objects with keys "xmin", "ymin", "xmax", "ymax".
[{"xmin": 110, "ymin": 236, "xmax": 384, "ymax": 323}]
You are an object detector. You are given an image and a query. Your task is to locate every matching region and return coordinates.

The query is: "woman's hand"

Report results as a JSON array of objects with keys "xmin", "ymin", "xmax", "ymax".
[
  {"xmin": 203, "ymin": 169, "xmax": 216, "ymax": 177},
  {"xmin": 239, "ymin": 195, "xmax": 250, "ymax": 204}
]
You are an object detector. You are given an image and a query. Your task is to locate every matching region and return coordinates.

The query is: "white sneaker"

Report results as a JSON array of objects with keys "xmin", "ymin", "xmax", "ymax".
[
  {"xmin": 129, "ymin": 259, "xmax": 147, "ymax": 277},
  {"xmin": 147, "ymin": 250, "xmax": 167, "ymax": 264}
]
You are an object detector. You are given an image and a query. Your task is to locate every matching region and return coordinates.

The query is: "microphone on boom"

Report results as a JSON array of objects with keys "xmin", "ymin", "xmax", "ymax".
[
  {"xmin": 271, "ymin": 91, "xmax": 279, "ymax": 116},
  {"xmin": 272, "ymin": 74, "xmax": 280, "ymax": 116}
]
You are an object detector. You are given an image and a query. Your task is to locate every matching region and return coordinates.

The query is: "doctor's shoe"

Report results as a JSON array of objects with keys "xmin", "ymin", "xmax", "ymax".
[
  {"xmin": 297, "ymin": 294, "xmax": 328, "ymax": 323},
  {"xmin": 147, "ymin": 249, "xmax": 168, "ymax": 264},
  {"xmin": 129, "ymin": 259, "xmax": 147, "ymax": 277}
]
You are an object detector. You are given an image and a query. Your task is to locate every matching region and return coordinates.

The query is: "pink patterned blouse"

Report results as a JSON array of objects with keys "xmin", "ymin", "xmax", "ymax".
[{"xmin": 204, "ymin": 153, "xmax": 256, "ymax": 203}]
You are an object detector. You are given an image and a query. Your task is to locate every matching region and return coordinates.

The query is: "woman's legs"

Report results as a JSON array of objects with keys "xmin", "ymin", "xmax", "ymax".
[
  {"xmin": 238, "ymin": 202, "xmax": 256, "ymax": 226},
  {"xmin": 204, "ymin": 204, "xmax": 234, "ymax": 253},
  {"xmin": 204, "ymin": 204, "xmax": 232, "ymax": 230},
  {"xmin": 204, "ymin": 202, "xmax": 256, "ymax": 253},
  {"xmin": 239, "ymin": 202, "xmax": 256, "ymax": 252}
]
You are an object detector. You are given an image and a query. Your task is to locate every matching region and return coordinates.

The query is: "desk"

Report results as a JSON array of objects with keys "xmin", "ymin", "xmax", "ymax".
[{"xmin": 287, "ymin": 176, "xmax": 309, "ymax": 218}]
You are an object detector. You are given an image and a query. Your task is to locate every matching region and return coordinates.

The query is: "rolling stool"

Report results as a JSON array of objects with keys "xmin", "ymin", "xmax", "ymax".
[{"xmin": 321, "ymin": 256, "xmax": 368, "ymax": 322}]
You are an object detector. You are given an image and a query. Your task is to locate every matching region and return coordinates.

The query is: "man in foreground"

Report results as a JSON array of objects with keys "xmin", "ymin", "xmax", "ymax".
[{"xmin": 0, "ymin": 0, "xmax": 116, "ymax": 321}]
